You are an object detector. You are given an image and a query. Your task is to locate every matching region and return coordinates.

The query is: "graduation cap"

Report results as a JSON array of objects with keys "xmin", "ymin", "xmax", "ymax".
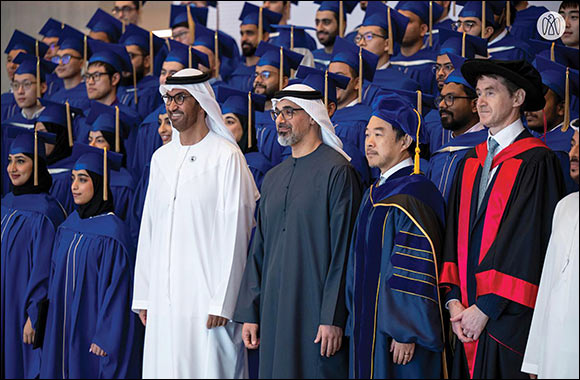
[
  {"xmin": 193, "ymin": 24, "xmax": 237, "ymax": 76},
  {"xmin": 331, "ymin": 36, "xmax": 378, "ymax": 102},
  {"xmin": 458, "ymin": 1, "xmax": 497, "ymax": 37},
  {"xmin": 528, "ymin": 39, "xmax": 579, "ymax": 71},
  {"xmin": 271, "ymin": 25, "xmax": 316, "ymax": 50},
  {"xmin": 39, "ymin": 18, "xmax": 64, "ymax": 38},
  {"xmin": 7, "ymin": 125, "xmax": 56, "ymax": 186},
  {"xmin": 361, "ymin": 2, "xmax": 409, "ymax": 55},
  {"xmin": 56, "ymin": 25, "xmax": 90, "ymax": 59},
  {"xmin": 72, "ymin": 143, "xmax": 122, "ymax": 201},
  {"xmin": 314, "ymin": 1, "xmax": 358, "ymax": 37},
  {"xmin": 255, "ymin": 41, "xmax": 304, "ymax": 89},
  {"xmin": 85, "ymin": 102, "xmax": 133, "ymax": 152},
  {"xmin": 396, "ymin": 1, "xmax": 444, "ymax": 47},
  {"xmin": 444, "ymin": 55, "xmax": 475, "ymax": 91},
  {"xmin": 119, "ymin": 23, "xmax": 166, "ymax": 76},
  {"xmin": 295, "ymin": 65, "xmax": 349, "ymax": 108},
  {"xmin": 239, "ymin": 2, "xmax": 283, "ymax": 37},
  {"xmin": 13, "ymin": 52, "xmax": 57, "ymax": 99},
  {"xmin": 438, "ymin": 28, "xmax": 488, "ymax": 59},
  {"xmin": 37, "ymin": 98, "xmax": 83, "ymax": 148},
  {"xmin": 170, "ymin": 3, "xmax": 209, "ymax": 45},
  {"xmin": 166, "ymin": 39, "xmax": 210, "ymax": 70},
  {"xmin": 4, "ymin": 30, "xmax": 49, "ymax": 57},
  {"xmin": 86, "ymin": 8, "xmax": 123, "ymax": 43},
  {"xmin": 536, "ymin": 56, "xmax": 580, "ymax": 132},
  {"xmin": 372, "ymin": 92, "xmax": 426, "ymax": 173},
  {"xmin": 217, "ymin": 86, "xmax": 267, "ymax": 149}
]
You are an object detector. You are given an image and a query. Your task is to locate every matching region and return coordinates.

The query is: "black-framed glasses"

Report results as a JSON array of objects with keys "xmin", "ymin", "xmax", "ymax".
[
  {"xmin": 112, "ymin": 6, "xmax": 137, "ymax": 14},
  {"xmin": 354, "ymin": 32, "xmax": 387, "ymax": 44},
  {"xmin": 10, "ymin": 80, "xmax": 37, "ymax": 91},
  {"xmin": 436, "ymin": 94, "xmax": 475, "ymax": 108},
  {"xmin": 83, "ymin": 72, "xmax": 112, "ymax": 83},
  {"xmin": 172, "ymin": 30, "xmax": 189, "ymax": 40},
  {"xmin": 254, "ymin": 71, "xmax": 273, "ymax": 81},
  {"xmin": 270, "ymin": 107, "xmax": 305, "ymax": 121},
  {"xmin": 452, "ymin": 20, "xmax": 477, "ymax": 32},
  {"xmin": 51, "ymin": 54, "xmax": 82, "ymax": 65},
  {"xmin": 162, "ymin": 93, "xmax": 193, "ymax": 106},
  {"xmin": 432, "ymin": 63, "xmax": 454, "ymax": 74}
]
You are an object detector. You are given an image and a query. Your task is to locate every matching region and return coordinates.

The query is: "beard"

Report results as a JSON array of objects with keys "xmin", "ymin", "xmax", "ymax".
[
  {"xmin": 242, "ymin": 43, "xmax": 257, "ymax": 57},
  {"xmin": 277, "ymin": 122, "xmax": 301, "ymax": 146},
  {"xmin": 317, "ymin": 31, "xmax": 337, "ymax": 47},
  {"xmin": 440, "ymin": 110, "xmax": 464, "ymax": 132}
]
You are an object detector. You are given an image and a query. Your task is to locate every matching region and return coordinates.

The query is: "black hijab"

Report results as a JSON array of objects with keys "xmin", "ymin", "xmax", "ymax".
[
  {"xmin": 76, "ymin": 170, "xmax": 115, "ymax": 219},
  {"xmin": 43, "ymin": 121, "xmax": 73, "ymax": 166},
  {"xmin": 234, "ymin": 113, "xmax": 258, "ymax": 154},
  {"xmin": 12, "ymin": 153, "xmax": 53, "ymax": 196}
]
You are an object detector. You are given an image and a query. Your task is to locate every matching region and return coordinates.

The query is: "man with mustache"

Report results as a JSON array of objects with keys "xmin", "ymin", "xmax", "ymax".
[
  {"xmin": 428, "ymin": 60, "xmax": 487, "ymax": 203},
  {"xmin": 522, "ymin": 123, "xmax": 579, "ymax": 379},
  {"xmin": 235, "ymin": 81, "xmax": 362, "ymax": 379},
  {"xmin": 439, "ymin": 59, "xmax": 566, "ymax": 378},
  {"xmin": 313, "ymin": 1, "xmax": 357, "ymax": 69}
]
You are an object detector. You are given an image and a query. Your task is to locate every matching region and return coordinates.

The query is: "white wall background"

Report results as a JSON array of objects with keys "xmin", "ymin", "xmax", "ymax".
[{"xmin": 1, "ymin": 1, "xmax": 562, "ymax": 93}]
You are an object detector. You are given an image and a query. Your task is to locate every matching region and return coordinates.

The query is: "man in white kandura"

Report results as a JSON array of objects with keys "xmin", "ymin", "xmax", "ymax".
[
  {"xmin": 132, "ymin": 68, "xmax": 259, "ymax": 378},
  {"xmin": 522, "ymin": 123, "xmax": 580, "ymax": 379}
]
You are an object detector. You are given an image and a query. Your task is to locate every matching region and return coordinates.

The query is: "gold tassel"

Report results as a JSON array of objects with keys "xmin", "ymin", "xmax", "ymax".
[
  {"xmin": 429, "ymin": 1, "xmax": 433, "ymax": 48},
  {"xmin": 506, "ymin": 0, "xmax": 511, "ymax": 27},
  {"xmin": 324, "ymin": 70, "xmax": 328, "ymax": 109},
  {"xmin": 417, "ymin": 90, "xmax": 423, "ymax": 116},
  {"xmin": 339, "ymin": 1, "xmax": 344, "ymax": 38},
  {"xmin": 279, "ymin": 47, "xmax": 284, "ymax": 90},
  {"xmin": 290, "ymin": 25, "xmax": 295, "ymax": 50},
  {"xmin": 461, "ymin": 32, "xmax": 466, "ymax": 57},
  {"xmin": 216, "ymin": 1, "xmax": 220, "ymax": 32},
  {"xmin": 387, "ymin": 7, "xmax": 394, "ymax": 55},
  {"xmin": 413, "ymin": 109, "xmax": 422, "ymax": 175},
  {"xmin": 34, "ymin": 127, "xmax": 38, "ymax": 186},
  {"xmin": 550, "ymin": 42, "xmax": 555, "ymax": 61},
  {"xmin": 358, "ymin": 47, "xmax": 363, "ymax": 103},
  {"xmin": 115, "ymin": 106, "xmax": 120, "ymax": 152},
  {"xmin": 187, "ymin": 5, "xmax": 196, "ymax": 43},
  {"xmin": 103, "ymin": 147, "xmax": 108, "ymax": 201},
  {"xmin": 65, "ymin": 101, "xmax": 73, "ymax": 147},
  {"xmin": 258, "ymin": 6, "xmax": 264, "ymax": 42},
  {"xmin": 84, "ymin": 35, "xmax": 88, "ymax": 72},
  {"xmin": 149, "ymin": 31, "xmax": 154, "ymax": 76},
  {"xmin": 188, "ymin": 46, "xmax": 193, "ymax": 68},
  {"xmin": 248, "ymin": 92, "xmax": 253, "ymax": 149},
  {"xmin": 132, "ymin": 63, "xmax": 138, "ymax": 104},
  {"xmin": 122, "ymin": 20, "xmax": 126, "ymax": 34},
  {"xmin": 36, "ymin": 56, "xmax": 41, "ymax": 100},
  {"xmin": 214, "ymin": 31, "xmax": 219, "ymax": 78},
  {"xmin": 453, "ymin": 0, "xmax": 456, "ymax": 17},
  {"xmin": 482, "ymin": 1, "xmax": 486, "ymax": 39},
  {"xmin": 562, "ymin": 67, "xmax": 570, "ymax": 132}
]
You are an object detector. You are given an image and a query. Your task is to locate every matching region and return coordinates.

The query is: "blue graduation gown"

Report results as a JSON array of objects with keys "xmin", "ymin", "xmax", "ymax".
[
  {"xmin": 510, "ymin": 6, "xmax": 549, "ymax": 43},
  {"xmin": 313, "ymin": 48, "xmax": 333, "ymax": 70},
  {"xmin": 428, "ymin": 129, "xmax": 488, "ymax": 203},
  {"xmin": 47, "ymin": 82, "xmax": 91, "ymax": 112},
  {"xmin": 128, "ymin": 104, "xmax": 164, "ymax": 179},
  {"xmin": 119, "ymin": 75, "xmax": 163, "ymax": 121},
  {"xmin": 220, "ymin": 50, "xmax": 243, "ymax": 83},
  {"xmin": 1, "ymin": 192, "xmax": 67, "ymax": 379},
  {"xmin": 346, "ymin": 166, "xmax": 446, "ymax": 379},
  {"xmin": 226, "ymin": 63, "xmax": 256, "ymax": 93},
  {"xmin": 39, "ymin": 211, "xmax": 142, "ymax": 379},
  {"xmin": 424, "ymin": 109, "xmax": 452, "ymax": 154},
  {"xmin": 488, "ymin": 31, "xmax": 533, "ymax": 62},
  {"xmin": 1, "ymin": 91, "xmax": 20, "ymax": 122},
  {"xmin": 332, "ymin": 103, "xmax": 372, "ymax": 155},
  {"xmin": 45, "ymin": 73, "xmax": 64, "ymax": 98},
  {"xmin": 390, "ymin": 49, "xmax": 438, "ymax": 95},
  {"xmin": 255, "ymin": 110, "xmax": 286, "ymax": 166},
  {"xmin": 127, "ymin": 163, "xmax": 151, "ymax": 245},
  {"xmin": 422, "ymin": 19, "xmax": 455, "ymax": 51},
  {"xmin": 245, "ymin": 151, "xmax": 273, "ymax": 192}
]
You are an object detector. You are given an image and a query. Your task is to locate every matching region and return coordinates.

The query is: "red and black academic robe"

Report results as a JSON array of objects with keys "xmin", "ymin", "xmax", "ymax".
[{"xmin": 439, "ymin": 130, "xmax": 566, "ymax": 379}]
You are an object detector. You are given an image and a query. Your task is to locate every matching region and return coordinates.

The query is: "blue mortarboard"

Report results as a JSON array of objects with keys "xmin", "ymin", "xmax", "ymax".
[
  {"xmin": 7, "ymin": 125, "xmax": 56, "ymax": 159},
  {"xmin": 85, "ymin": 102, "xmax": 132, "ymax": 151},
  {"xmin": 331, "ymin": 36, "xmax": 378, "ymax": 82},
  {"xmin": 88, "ymin": 39, "xmax": 132, "ymax": 73},
  {"xmin": 39, "ymin": 18, "xmax": 64, "ymax": 38},
  {"xmin": 72, "ymin": 143, "xmax": 122, "ymax": 200},
  {"xmin": 438, "ymin": 28, "xmax": 488, "ymax": 59},
  {"xmin": 37, "ymin": 98, "xmax": 82, "ymax": 148},
  {"xmin": 528, "ymin": 39, "xmax": 579, "ymax": 71},
  {"xmin": 5, "ymin": 30, "xmax": 49, "ymax": 57},
  {"xmin": 396, "ymin": 1, "xmax": 444, "ymax": 25},
  {"xmin": 57, "ymin": 25, "xmax": 88, "ymax": 56},
  {"xmin": 217, "ymin": 85, "xmax": 267, "ymax": 116},
  {"xmin": 14, "ymin": 52, "xmax": 57, "ymax": 82},
  {"xmin": 271, "ymin": 25, "xmax": 316, "ymax": 50},
  {"xmin": 170, "ymin": 4, "xmax": 209, "ymax": 28},
  {"xmin": 239, "ymin": 2, "xmax": 283, "ymax": 34},
  {"xmin": 444, "ymin": 55, "xmax": 475, "ymax": 91},
  {"xmin": 166, "ymin": 39, "xmax": 210, "ymax": 69},
  {"xmin": 295, "ymin": 65, "xmax": 349, "ymax": 105},
  {"xmin": 373, "ymin": 87, "xmax": 435, "ymax": 119},
  {"xmin": 120, "ymin": 24, "xmax": 165, "ymax": 57},
  {"xmin": 362, "ymin": 2, "xmax": 409, "ymax": 54},
  {"xmin": 193, "ymin": 24, "xmax": 237, "ymax": 60},
  {"xmin": 458, "ymin": 1, "xmax": 496, "ymax": 29},
  {"xmin": 314, "ymin": 1, "xmax": 358, "ymax": 15},
  {"xmin": 255, "ymin": 41, "xmax": 304, "ymax": 77},
  {"xmin": 86, "ymin": 9, "xmax": 123, "ymax": 43}
]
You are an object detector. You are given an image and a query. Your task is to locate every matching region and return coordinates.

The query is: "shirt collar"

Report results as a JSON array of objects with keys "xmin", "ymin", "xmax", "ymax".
[
  {"xmin": 452, "ymin": 122, "xmax": 485, "ymax": 138},
  {"xmin": 488, "ymin": 118, "xmax": 524, "ymax": 152},
  {"xmin": 489, "ymin": 28, "xmax": 508, "ymax": 46},
  {"xmin": 377, "ymin": 61, "xmax": 391, "ymax": 71},
  {"xmin": 380, "ymin": 157, "xmax": 414, "ymax": 183},
  {"xmin": 21, "ymin": 106, "xmax": 45, "ymax": 120}
]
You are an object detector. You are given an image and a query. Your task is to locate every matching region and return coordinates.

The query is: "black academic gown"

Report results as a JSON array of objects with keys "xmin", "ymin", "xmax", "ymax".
[
  {"xmin": 440, "ymin": 130, "xmax": 566, "ymax": 379},
  {"xmin": 234, "ymin": 143, "xmax": 363, "ymax": 379}
]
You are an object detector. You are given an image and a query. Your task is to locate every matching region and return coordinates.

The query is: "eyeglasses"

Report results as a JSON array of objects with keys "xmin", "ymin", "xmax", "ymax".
[
  {"xmin": 128, "ymin": 52, "xmax": 145, "ymax": 60},
  {"xmin": 162, "ymin": 93, "xmax": 193, "ymax": 106},
  {"xmin": 10, "ymin": 80, "xmax": 37, "ymax": 91},
  {"xmin": 83, "ymin": 72, "xmax": 112, "ymax": 83},
  {"xmin": 112, "ymin": 6, "xmax": 137, "ymax": 14},
  {"xmin": 452, "ymin": 20, "xmax": 477, "ymax": 32},
  {"xmin": 254, "ymin": 71, "xmax": 273, "ymax": 81},
  {"xmin": 354, "ymin": 32, "xmax": 387, "ymax": 44},
  {"xmin": 436, "ymin": 94, "xmax": 475, "ymax": 108},
  {"xmin": 51, "ymin": 54, "xmax": 82, "ymax": 65},
  {"xmin": 270, "ymin": 107, "xmax": 305, "ymax": 121},
  {"xmin": 172, "ymin": 30, "xmax": 189, "ymax": 40},
  {"xmin": 432, "ymin": 63, "xmax": 454, "ymax": 74}
]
